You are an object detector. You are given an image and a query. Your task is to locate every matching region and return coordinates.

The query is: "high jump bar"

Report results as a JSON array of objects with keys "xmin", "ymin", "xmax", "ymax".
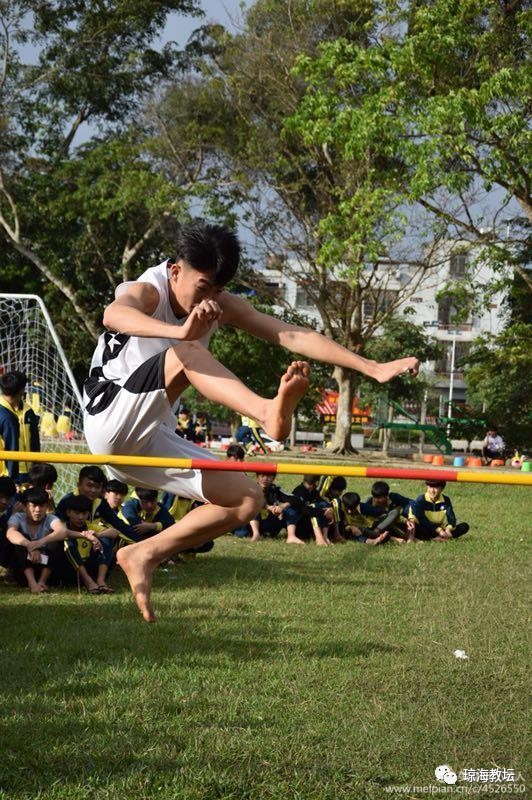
[{"xmin": 2, "ymin": 450, "xmax": 531, "ymax": 486}]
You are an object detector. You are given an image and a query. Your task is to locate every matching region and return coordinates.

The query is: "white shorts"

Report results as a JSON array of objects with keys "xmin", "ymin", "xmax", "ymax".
[{"xmin": 83, "ymin": 351, "xmax": 218, "ymax": 502}]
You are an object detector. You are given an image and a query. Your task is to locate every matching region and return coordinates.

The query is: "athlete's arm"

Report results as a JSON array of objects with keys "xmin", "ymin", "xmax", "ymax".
[
  {"xmin": 103, "ymin": 283, "xmax": 220, "ymax": 341},
  {"xmin": 219, "ymin": 293, "xmax": 419, "ymax": 383}
]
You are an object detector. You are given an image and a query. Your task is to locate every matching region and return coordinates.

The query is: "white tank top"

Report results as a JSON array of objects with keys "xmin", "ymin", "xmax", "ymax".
[{"xmin": 87, "ymin": 260, "xmax": 218, "ymax": 386}]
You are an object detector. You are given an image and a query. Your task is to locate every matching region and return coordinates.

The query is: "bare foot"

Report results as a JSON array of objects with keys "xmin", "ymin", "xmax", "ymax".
[
  {"xmin": 286, "ymin": 536, "xmax": 306, "ymax": 545},
  {"xmin": 375, "ymin": 357, "xmax": 419, "ymax": 383},
  {"xmin": 263, "ymin": 361, "xmax": 310, "ymax": 440},
  {"xmin": 117, "ymin": 545, "xmax": 156, "ymax": 622},
  {"xmin": 29, "ymin": 583, "xmax": 44, "ymax": 594}
]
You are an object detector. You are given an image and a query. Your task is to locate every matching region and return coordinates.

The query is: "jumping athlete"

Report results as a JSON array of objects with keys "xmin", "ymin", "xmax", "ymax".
[{"xmin": 84, "ymin": 221, "xmax": 419, "ymax": 621}]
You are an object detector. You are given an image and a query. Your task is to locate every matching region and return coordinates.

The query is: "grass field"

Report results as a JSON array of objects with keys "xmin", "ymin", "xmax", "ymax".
[{"xmin": 1, "ymin": 477, "xmax": 530, "ymax": 800}]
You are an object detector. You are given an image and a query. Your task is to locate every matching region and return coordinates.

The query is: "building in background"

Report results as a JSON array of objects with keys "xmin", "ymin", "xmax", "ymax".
[{"xmin": 259, "ymin": 244, "xmax": 509, "ymax": 409}]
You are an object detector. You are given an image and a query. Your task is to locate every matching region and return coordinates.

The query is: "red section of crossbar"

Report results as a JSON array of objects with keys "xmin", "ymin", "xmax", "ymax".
[
  {"xmin": 366, "ymin": 467, "xmax": 458, "ymax": 482},
  {"xmin": 190, "ymin": 459, "xmax": 279, "ymax": 473}
]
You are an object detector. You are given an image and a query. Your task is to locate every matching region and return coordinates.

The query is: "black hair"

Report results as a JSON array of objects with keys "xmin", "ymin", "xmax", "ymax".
[
  {"xmin": 226, "ymin": 444, "xmax": 245, "ymax": 461},
  {"xmin": 63, "ymin": 494, "xmax": 92, "ymax": 513},
  {"xmin": 329, "ymin": 477, "xmax": 347, "ymax": 492},
  {"xmin": 21, "ymin": 487, "xmax": 49, "ymax": 506},
  {"xmin": 28, "ymin": 463, "xmax": 58, "ymax": 487},
  {"xmin": 342, "ymin": 491, "xmax": 361, "ymax": 510},
  {"xmin": 179, "ymin": 407, "xmax": 189, "ymax": 414},
  {"xmin": 78, "ymin": 466, "xmax": 107, "ymax": 486},
  {"xmin": 303, "ymin": 474, "xmax": 319, "ymax": 485},
  {"xmin": 174, "ymin": 220, "xmax": 240, "ymax": 286},
  {"xmin": 257, "ymin": 471, "xmax": 275, "ymax": 478},
  {"xmin": 426, "ymin": 480, "xmax": 446, "ymax": 489},
  {"xmin": 0, "ymin": 370, "xmax": 27, "ymax": 396},
  {"xmin": 106, "ymin": 479, "xmax": 128, "ymax": 495},
  {"xmin": 371, "ymin": 481, "xmax": 390, "ymax": 498},
  {"xmin": 0, "ymin": 476, "xmax": 17, "ymax": 498},
  {"xmin": 135, "ymin": 488, "xmax": 158, "ymax": 502}
]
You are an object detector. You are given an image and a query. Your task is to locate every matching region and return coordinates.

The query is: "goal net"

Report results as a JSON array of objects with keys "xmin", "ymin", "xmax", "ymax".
[{"xmin": 0, "ymin": 293, "xmax": 87, "ymax": 494}]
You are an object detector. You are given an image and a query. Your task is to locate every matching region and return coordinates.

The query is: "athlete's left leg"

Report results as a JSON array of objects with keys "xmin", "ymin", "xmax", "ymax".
[{"xmin": 117, "ymin": 469, "xmax": 264, "ymax": 622}]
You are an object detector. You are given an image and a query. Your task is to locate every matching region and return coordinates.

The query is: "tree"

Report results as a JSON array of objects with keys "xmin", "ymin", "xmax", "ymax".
[
  {"xmin": 464, "ymin": 322, "xmax": 532, "ymax": 450},
  {"xmin": 157, "ymin": 0, "xmax": 448, "ymax": 453},
  {"xmin": 357, "ymin": 315, "xmax": 443, "ymax": 454},
  {"xmin": 0, "ymin": 1, "xmax": 203, "ymax": 374},
  {"xmin": 292, "ymin": 0, "xmax": 531, "ymax": 290},
  {"xmin": 179, "ymin": 298, "xmax": 331, "ymax": 434}
]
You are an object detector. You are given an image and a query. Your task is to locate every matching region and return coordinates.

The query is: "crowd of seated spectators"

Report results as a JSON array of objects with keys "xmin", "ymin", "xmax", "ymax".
[
  {"xmin": 232, "ymin": 470, "xmax": 469, "ymax": 548},
  {"xmin": 0, "ymin": 447, "xmax": 470, "ymax": 596}
]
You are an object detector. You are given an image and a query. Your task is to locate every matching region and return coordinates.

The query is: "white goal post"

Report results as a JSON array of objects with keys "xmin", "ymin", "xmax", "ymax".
[{"xmin": 0, "ymin": 293, "xmax": 87, "ymax": 489}]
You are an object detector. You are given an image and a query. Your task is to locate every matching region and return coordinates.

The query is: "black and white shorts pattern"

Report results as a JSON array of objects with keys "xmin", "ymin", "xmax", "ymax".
[{"xmin": 83, "ymin": 351, "xmax": 218, "ymax": 502}]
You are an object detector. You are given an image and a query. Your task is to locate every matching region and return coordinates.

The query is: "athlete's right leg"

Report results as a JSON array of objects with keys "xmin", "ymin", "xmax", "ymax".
[
  {"xmin": 117, "ymin": 470, "xmax": 263, "ymax": 622},
  {"xmin": 164, "ymin": 341, "xmax": 310, "ymax": 442}
]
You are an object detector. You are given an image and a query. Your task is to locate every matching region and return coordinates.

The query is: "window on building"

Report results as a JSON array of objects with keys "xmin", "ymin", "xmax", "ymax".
[
  {"xmin": 449, "ymin": 253, "xmax": 468, "ymax": 277},
  {"xmin": 265, "ymin": 282, "xmax": 285, "ymax": 301},
  {"xmin": 437, "ymin": 296, "xmax": 472, "ymax": 329},
  {"xmin": 363, "ymin": 290, "xmax": 399, "ymax": 320},
  {"xmin": 436, "ymin": 341, "xmax": 471, "ymax": 375},
  {"xmin": 295, "ymin": 286, "xmax": 314, "ymax": 308}
]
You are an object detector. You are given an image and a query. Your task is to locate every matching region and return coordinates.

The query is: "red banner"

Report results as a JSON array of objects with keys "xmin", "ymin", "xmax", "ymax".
[{"xmin": 316, "ymin": 390, "xmax": 371, "ymax": 423}]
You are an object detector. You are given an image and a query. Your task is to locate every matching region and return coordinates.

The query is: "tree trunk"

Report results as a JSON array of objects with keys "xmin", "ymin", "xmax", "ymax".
[
  {"xmin": 418, "ymin": 391, "xmax": 428, "ymax": 455},
  {"xmin": 289, "ymin": 414, "xmax": 297, "ymax": 449},
  {"xmin": 329, "ymin": 366, "xmax": 356, "ymax": 454},
  {"xmin": 382, "ymin": 403, "xmax": 393, "ymax": 458}
]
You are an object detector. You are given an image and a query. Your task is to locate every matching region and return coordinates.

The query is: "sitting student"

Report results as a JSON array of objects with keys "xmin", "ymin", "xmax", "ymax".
[
  {"xmin": 319, "ymin": 475, "xmax": 347, "ymax": 544},
  {"xmin": 193, "ymin": 411, "xmax": 211, "ymax": 445},
  {"xmin": 12, "ymin": 462, "xmax": 59, "ymax": 514},
  {"xmin": 27, "ymin": 462, "xmax": 58, "ymax": 498},
  {"xmin": 122, "ymin": 488, "xmax": 175, "ymax": 538},
  {"xmin": 291, "ymin": 475, "xmax": 330, "ymax": 546},
  {"xmin": 482, "ymin": 427, "xmax": 505, "ymax": 464},
  {"xmin": 360, "ymin": 481, "xmax": 412, "ymax": 544},
  {"xmin": 341, "ymin": 492, "xmax": 388, "ymax": 546},
  {"xmin": 104, "ymin": 479, "xmax": 129, "ymax": 520},
  {"xmin": 226, "ymin": 443, "xmax": 245, "ymax": 462},
  {"xmin": 6, "ymin": 488, "xmax": 99, "ymax": 592},
  {"xmin": 56, "ymin": 466, "xmax": 140, "ymax": 592},
  {"xmin": 0, "ymin": 476, "xmax": 17, "ymax": 569},
  {"xmin": 62, "ymin": 494, "xmax": 105, "ymax": 594},
  {"xmin": 238, "ymin": 472, "xmax": 302, "ymax": 542},
  {"xmin": 408, "ymin": 480, "xmax": 469, "ymax": 542},
  {"xmin": 175, "ymin": 407, "xmax": 194, "ymax": 441}
]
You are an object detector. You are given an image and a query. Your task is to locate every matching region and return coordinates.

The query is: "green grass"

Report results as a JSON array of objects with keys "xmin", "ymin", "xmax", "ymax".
[{"xmin": 1, "ymin": 479, "xmax": 530, "ymax": 800}]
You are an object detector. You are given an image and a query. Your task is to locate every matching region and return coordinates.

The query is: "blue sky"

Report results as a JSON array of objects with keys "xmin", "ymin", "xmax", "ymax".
[{"xmin": 161, "ymin": 0, "xmax": 248, "ymax": 46}]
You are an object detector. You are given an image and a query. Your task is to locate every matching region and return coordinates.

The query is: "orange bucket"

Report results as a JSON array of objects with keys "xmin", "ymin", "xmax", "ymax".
[
  {"xmin": 432, "ymin": 455, "xmax": 445, "ymax": 466},
  {"xmin": 422, "ymin": 454, "xmax": 434, "ymax": 463},
  {"xmin": 490, "ymin": 459, "xmax": 505, "ymax": 467},
  {"xmin": 467, "ymin": 457, "xmax": 482, "ymax": 467}
]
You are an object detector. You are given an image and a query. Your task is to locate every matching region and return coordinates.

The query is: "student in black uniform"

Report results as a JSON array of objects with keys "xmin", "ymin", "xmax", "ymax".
[
  {"xmin": 319, "ymin": 476, "xmax": 347, "ymax": 544},
  {"xmin": 122, "ymin": 488, "xmax": 175, "ymax": 538},
  {"xmin": 291, "ymin": 475, "xmax": 331, "ymax": 546},
  {"xmin": 408, "ymin": 480, "xmax": 469, "ymax": 542},
  {"xmin": 62, "ymin": 494, "xmax": 105, "ymax": 594},
  {"xmin": 56, "ymin": 466, "xmax": 140, "ymax": 593},
  {"xmin": 0, "ymin": 476, "xmax": 17, "ymax": 568},
  {"xmin": 361, "ymin": 481, "xmax": 412, "ymax": 544},
  {"xmin": 241, "ymin": 472, "xmax": 302, "ymax": 542}
]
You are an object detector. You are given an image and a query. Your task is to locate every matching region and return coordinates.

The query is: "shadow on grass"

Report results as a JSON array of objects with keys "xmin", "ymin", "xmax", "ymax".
[{"xmin": 0, "ymin": 591, "xmax": 403, "ymax": 796}]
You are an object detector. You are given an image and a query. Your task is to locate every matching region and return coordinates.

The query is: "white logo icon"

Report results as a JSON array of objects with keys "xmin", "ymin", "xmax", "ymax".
[{"xmin": 435, "ymin": 765, "xmax": 458, "ymax": 785}]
